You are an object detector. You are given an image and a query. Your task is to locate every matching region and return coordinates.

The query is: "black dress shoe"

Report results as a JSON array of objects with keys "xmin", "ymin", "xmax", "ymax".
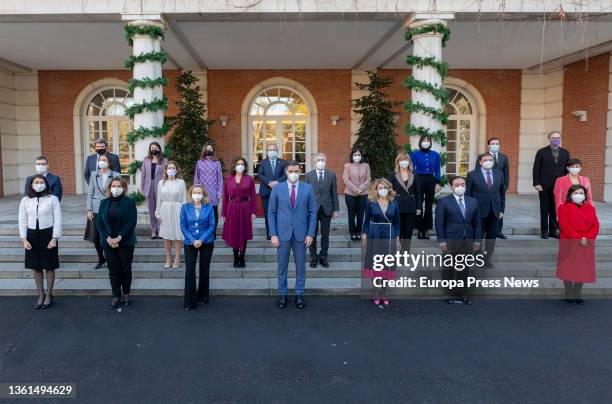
[
  {"xmin": 278, "ymin": 295, "xmax": 287, "ymax": 309},
  {"xmin": 310, "ymin": 256, "xmax": 318, "ymax": 268},
  {"xmin": 575, "ymin": 298, "xmax": 585, "ymax": 305},
  {"xmin": 266, "ymin": 235, "xmax": 271, "ymax": 241},
  {"xmin": 94, "ymin": 261, "xmax": 106, "ymax": 269},
  {"xmin": 319, "ymin": 257, "xmax": 329, "ymax": 268},
  {"xmin": 199, "ymin": 298, "xmax": 208, "ymax": 305},
  {"xmin": 497, "ymin": 232, "xmax": 507, "ymax": 239},
  {"xmin": 549, "ymin": 231, "xmax": 559, "ymax": 239},
  {"xmin": 462, "ymin": 297, "xmax": 472, "ymax": 305},
  {"xmin": 239, "ymin": 255, "xmax": 246, "ymax": 268},
  {"xmin": 107, "ymin": 299, "xmax": 120, "ymax": 310},
  {"xmin": 541, "ymin": 233, "xmax": 549, "ymax": 239},
  {"xmin": 184, "ymin": 306, "xmax": 195, "ymax": 311},
  {"xmin": 295, "ymin": 295, "xmax": 305, "ymax": 309},
  {"xmin": 41, "ymin": 296, "xmax": 53, "ymax": 310}
]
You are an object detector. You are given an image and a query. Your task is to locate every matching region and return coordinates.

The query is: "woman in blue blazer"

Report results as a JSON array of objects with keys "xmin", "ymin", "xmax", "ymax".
[{"xmin": 180, "ymin": 184, "xmax": 216, "ymax": 311}]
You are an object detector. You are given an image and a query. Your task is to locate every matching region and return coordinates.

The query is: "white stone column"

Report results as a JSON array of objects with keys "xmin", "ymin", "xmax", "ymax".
[{"xmin": 605, "ymin": 52, "xmax": 612, "ymax": 202}]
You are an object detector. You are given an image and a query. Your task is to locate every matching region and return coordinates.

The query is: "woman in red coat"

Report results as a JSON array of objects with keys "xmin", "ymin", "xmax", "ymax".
[
  {"xmin": 556, "ymin": 184, "xmax": 599, "ymax": 305},
  {"xmin": 221, "ymin": 157, "xmax": 257, "ymax": 268}
]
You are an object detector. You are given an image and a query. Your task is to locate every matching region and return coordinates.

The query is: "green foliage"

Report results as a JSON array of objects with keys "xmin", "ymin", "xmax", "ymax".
[
  {"xmin": 127, "ymin": 160, "xmax": 143, "ymax": 176},
  {"xmin": 166, "ymin": 71, "xmax": 214, "ymax": 185},
  {"xmin": 129, "ymin": 189, "xmax": 146, "ymax": 205},
  {"xmin": 125, "ymin": 51, "xmax": 168, "ymax": 69},
  {"xmin": 124, "ymin": 25, "xmax": 165, "ymax": 46},
  {"xmin": 404, "ymin": 76, "xmax": 449, "ymax": 104},
  {"xmin": 126, "ymin": 122, "xmax": 171, "ymax": 144},
  {"xmin": 404, "ymin": 100, "xmax": 449, "ymax": 125},
  {"xmin": 406, "ymin": 55, "xmax": 449, "ymax": 78},
  {"xmin": 125, "ymin": 97, "xmax": 168, "ymax": 119},
  {"xmin": 127, "ymin": 77, "xmax": 169, "ymax": 94},
  {"xmin": 351, "ymin": 71, "xmax": 399, "ymax": 179},
  {"xmin": 405, "ymin": 23, "xmax": 451, "ymax": 47}
]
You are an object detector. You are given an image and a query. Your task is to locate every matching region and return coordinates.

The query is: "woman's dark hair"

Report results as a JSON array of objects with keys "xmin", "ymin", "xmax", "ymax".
[
  {"xmin": 98, "ymin": 153, "xmax": 114, "ymax": 170},
  {"xmin": 27, "ymin": 174, "xmax": 50, "ymax": 198},
  {"xmin": 230, "ymin": 156, "xmax": 248, "ymax": 176},
  {"xmin": 200, "ymin": 142, "xmax": 216, "ymax": 160},
  {"xmin": 106, "ymin": 177, "xmax": 129, "ymax": 198},
  {"xmin": 565, "ymin": 184, "xmax": 588, "ymax": 203},
  {"xmin": 418, "ymin": 135, "xmax": 432, "ymax": 148},
  {"xmin": 349, "ymin": 147, "xmax": 364, "ymax": 163},
  {"xmin": 148, "ymin": 142, "xmax": 163, "ymax": 160},
  {"xmin": 566, "ymin": 158, "xmax": 582, "ymax": 168}
]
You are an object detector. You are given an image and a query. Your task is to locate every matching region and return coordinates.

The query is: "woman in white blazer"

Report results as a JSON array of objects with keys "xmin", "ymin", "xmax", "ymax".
[{"xmin": 19, "ymin": 174, "xmax": 62, "ymax": 310}]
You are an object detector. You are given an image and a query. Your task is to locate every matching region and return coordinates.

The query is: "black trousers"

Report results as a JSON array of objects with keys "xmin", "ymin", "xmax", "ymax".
[
  {"xmin": 416, "ymin": 174, "xmax": 435, "ymax": 231},
  {"xmin": 442, "ymin": 242, "xmax": 472, "ymax": 299},
  {"xmin": 497, "ymin": 217, "xmax": 504, "ymax": 235},
  {"xmin": 212, "ymin": 205, "xmax": 219, "ymax": 234},
  {"xmin": 104, "ymin": 245, "xmax": 134, "ymax": 298},
  {"xmin": 94, "ymin": 239, "xmax": 105, "ymax": 263},
  {"xmin": 184, "ymin": 243, "xmax": 214, "ymax": 308},
  {"xmin": 310, "ymin": 206, "xmax": 332, "ymax": 259},
  {"xmin": 481, "ymin": 210, "xmax": 499, "ymax": 261},
  {"xmin": 262, "ymin": 196, "xmax": 270, "ymax": 237},
  {"xmin": 399, "ymin": 213, "xmax": 416, "ymax": 251},
  {"xmin": 538, "ymin": 187, "xmax": 558, "ymax": 235},
  {"xmin": 345, "ymin": 194, "xmax": 367, "ymax": 236}
]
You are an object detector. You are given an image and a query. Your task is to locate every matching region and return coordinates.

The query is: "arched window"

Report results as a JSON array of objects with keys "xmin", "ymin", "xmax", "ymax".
[
  {"xmin": 248, "ymin": 86, "xmax": 309, "ymax": 176},
  {"xmin": 85, "ymin": 86, "xmax": 134, "ymax": 179},
  {"xmin": 444, "ymin": 88, "xmax": 476, "ymax": 180}
]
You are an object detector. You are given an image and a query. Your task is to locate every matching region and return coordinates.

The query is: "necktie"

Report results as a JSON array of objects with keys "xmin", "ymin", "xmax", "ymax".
[
  {"xmin": 318, "ymin": 171, "xmax": 323, "ymax": 182},
  {"xmin": 486, "ymin": 171, "xmax": 492, "ymax": 190},
  {"xmin": 290, "ymin": 185, "xmax": 296, "ymax": 209},
  {"xmin": 458, "ymin": 197, "xmax": 466, "ymax": 218},
  {"xmin": 271, "ymin": 160, "xmax": 276, "ymax": 173},
  {"xmin": 493, "ymin": 154, "xmax": 497, "ymax": 164}
]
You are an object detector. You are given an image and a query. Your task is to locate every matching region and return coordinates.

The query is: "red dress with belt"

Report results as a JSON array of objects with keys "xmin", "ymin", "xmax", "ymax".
[
  {"xmin": 221, "ymin": 175, "xmax": 257, "ymax": 251},
  {"xmin": 556, "ymin": 202, "xmax": 599, "ymax": 283}
]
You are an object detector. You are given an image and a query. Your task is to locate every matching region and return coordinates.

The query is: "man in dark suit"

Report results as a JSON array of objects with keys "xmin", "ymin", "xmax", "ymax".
[
  {"xmin": 435, "ymin": 176, "xmax": 481, "ymax": 304},
  {"xmin": 475, "ymin": 138, "xmax": 509, "ymax": 239},
  {"xmin": 304, "ymin": 153, "xmax": 339, "ymax": 268},
  {"xmin": 24, "ymin": 156, "xmax": 63, "ymax": 201},
  {"xmin": 467, "ymin": 153, "xmax": 506, "ymax": 268},
  {"xmin": 532, "ymin": 131, "xmax": 569, "ymax": 239},
  {"xmin": 84, "ymin": 138, "xmax": 121, "ymax": 185},
  {"xmin": 257, "ymin": 143, "xmax": 287, "ymax": 240}
]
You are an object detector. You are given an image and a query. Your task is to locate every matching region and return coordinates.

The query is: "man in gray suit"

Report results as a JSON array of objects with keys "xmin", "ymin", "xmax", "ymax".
[
  {"xmin": 84, "ymin": 138, "xmax": 121, "ymax": 185},
  {"xmin": 304, "ymin": 153, "xmax": 339, "ymax": 268}
]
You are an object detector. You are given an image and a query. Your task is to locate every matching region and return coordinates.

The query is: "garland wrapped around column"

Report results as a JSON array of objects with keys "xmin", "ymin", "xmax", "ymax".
[
  {"xmin": 124, "ymin": 22, "xmax": 169, "ymax": 175},
  {"xmin": 404, "ymin": 22, "xmax": 451, "ymax": 184}
]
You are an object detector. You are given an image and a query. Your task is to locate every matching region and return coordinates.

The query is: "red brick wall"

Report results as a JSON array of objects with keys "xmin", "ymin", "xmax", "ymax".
[
  {"xmin": 562, "ymin": 53, "xmax": 609, "ymax": 201},
  {"xmin": 206, "ymin": 70, "xmax": 352, "ymax": 188},
  {"xmin": 381, "ymin": 69, "xmax": 522, "ymax": 193},
  {"xmin": 38, "ymin": 70, "xmax": 180, "ymax": 194}
]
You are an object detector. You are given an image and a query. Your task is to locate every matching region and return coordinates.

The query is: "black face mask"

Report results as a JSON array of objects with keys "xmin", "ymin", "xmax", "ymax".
[
  {"xmin": 96, "ymin": 149, "xmax": 106, "ymax": 155},
  {"xmin": 151, "ymin": 149, "xmax": 160, "ymax": 155},
  {"xmin": 205, "ymin": 150, "xmax": 214, "ymax": 156}
]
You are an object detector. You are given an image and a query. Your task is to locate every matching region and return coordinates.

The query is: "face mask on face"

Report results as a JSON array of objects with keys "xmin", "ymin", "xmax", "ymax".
[
  {"xmin": 287, "ymin": 172, "xmax": 299, "ymax": 183},
  {"xmin": 167, "ymin": 169, "xmax": 177, "ymax": 177},
  {"xmin": 111, "ymin": 187, "xmax": 123, "ymax": 197},
  {"xmin": 205, "ymin": 150, "xmax": 213, "ymax": 157},
  {"xmin": 571, "ymin": 193, "xmax": 585, "ymax": 204},
  {"xmin": 192, "ymin": 193, "xmax": 203, "ymax": 202},
  {"xmin": 399, "ymin": 160, "xmax": 410, "ymax": 169},
  {"xmin": 235, "ymin": 164, "xmax": 245, "ymax": 173},
  {"xmin": 453, "ymin": 186, "xmax": 466, "ymax": 196},
  {"xmin": 98, "ymin": 161, "xmax": 109, "ymax": 169},
  {"xmin": 151, "ymin": 149, "xmax": 160, "ymax": 156},
  {"xmin": 377, "ymin": 188, "xmax": 389, "ymax": 198},
  {"xmin": 268, "ymin": 150, "xmax": 278, "ymax": 159},
  {"xmin": 352, "ymin": 155, "xmax": 362, "ymax": 163},
  {"xmin": 421, "ymin": 141, "xmax": 431, "ymax": 149},
  {"xmin": 32, "ymin": 183, "xmax": 46, "ymax": 193},
  {"xmin": 35, "ymin": 164, "xmax": 47, "ymax": 174},
  {"xmin": 482, "ymin": 160, "xmax": 494, "ymax": 170},
  {"xmin": 550, "ymin": 138, "xmax": 561, "ymax": 147},
  {"xmin": 316, "ymin": 161, "xmax": 326, "ymax": 170},
  {"xmin": 568, "ymin": 166, "xmax": 581, "ymax": 175},
  {"xmin": 96, "ymin": 148, "xmax": 106, "ymax": 155},
  {"xmin": 489, "ymin": 144, "xmax": 500, "ymax": 153}
]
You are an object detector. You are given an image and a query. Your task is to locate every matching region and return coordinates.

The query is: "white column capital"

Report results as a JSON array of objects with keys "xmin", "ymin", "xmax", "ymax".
[
  {"xmin": 407, "ymin": 18, "xmax": 449, "ymax": 31},
  {"xmin": 121, "ymin": 14, "xmax": 165, "ymax": 29}
]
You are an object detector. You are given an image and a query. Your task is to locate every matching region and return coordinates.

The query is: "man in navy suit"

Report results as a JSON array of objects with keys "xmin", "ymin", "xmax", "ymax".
[
  {"xmin": 268, "ymin": 160, "xmax": 317, "ymax": 309},
  {"xmin": 84, "ymin": 138, "xmax": 121, "ymax": 185},
  {"xmin": 466, "ymin": 153, "xmax": 506, "ymax": 268},
  {"xmin": 24, "ymin": 156, "xmax": 63, "ymax": 201},
  {"xmin": 435, "ymin": 176, "xmax": 481, "ymax": 304},
  {"xmin": 257, "ymin": 143, "xmax": 287, "ymax": 240}
]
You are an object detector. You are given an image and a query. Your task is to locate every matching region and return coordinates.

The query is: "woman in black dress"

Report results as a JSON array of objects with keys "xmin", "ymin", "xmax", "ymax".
[
  {"xmin": 388, "ymin": 151, "xmax": 421, "ymax": 252},
  {"xmin": 18, "ymin": 174, "xmax": 62, "ymax": 310},
  {"xmin": 96, "ymin": 177, "xmax": 137, "ymax": 310}
]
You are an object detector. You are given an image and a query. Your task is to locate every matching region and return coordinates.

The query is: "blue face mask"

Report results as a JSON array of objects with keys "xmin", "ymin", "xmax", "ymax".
[
  {"xmin": 550, "ymin": 138, "xmax": 561, "ymax": 147},
  {"xmin": 489, "ymin": 144, "xmax": 500, "ymax": 153}
]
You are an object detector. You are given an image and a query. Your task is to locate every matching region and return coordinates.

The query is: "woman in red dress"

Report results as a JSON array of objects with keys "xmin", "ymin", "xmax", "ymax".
[
  {"xmin": 556, "ymin": 184, "xmax": 599, "ymax": 305},
  {"xmin": 221, "ymin": 157, "xmax": 257, "ymax": 268}
]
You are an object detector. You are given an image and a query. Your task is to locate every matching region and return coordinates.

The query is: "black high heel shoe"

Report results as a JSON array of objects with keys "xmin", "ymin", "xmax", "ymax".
[
  {"xmin": 41, "ymin": 295, "xmax": 53, "ymax": 310},
  {"xmin": 107, "ymin": 298, "xmax": 121, "ymax": 310},
  {"xmin": 34, "ymin": 294, "xmax": 45, "ymax": 310}
]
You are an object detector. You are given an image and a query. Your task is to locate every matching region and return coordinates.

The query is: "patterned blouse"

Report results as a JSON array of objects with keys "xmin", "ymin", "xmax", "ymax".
[{"xmin": 194, "ymin": 158, "xmax": 223, "ymax": 206}]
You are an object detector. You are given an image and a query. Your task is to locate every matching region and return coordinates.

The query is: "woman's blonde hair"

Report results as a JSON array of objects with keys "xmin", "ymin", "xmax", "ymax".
[
  {"xmin": 163, "ymin": 161, "xmax": 182, "ymax": 182},
  {"xmin": 394, "ymin": 151, "xmax": 413, "ymax": 173},
  {"xmin": 187, "ymin": 184, "xmax": 210, "ymax": 204},
  {"xmin": 368, "ymin": 178, "xmax": 395, "ymax": 201}
]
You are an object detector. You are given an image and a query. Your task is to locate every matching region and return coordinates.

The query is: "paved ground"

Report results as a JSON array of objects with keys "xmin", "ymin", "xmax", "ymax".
[{"xmin": 0, "ymin": 297, "xmax": 611, "ymax": 403}]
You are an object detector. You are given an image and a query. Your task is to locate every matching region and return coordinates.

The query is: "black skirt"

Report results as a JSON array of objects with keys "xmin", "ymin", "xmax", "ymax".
[
  {"xmin": 84, "ymin": 214, "xmax": 100, "ymax": 244},
  {"xmin": 25, "ymin": 222, "xmax": 59, "ymax": 271}
]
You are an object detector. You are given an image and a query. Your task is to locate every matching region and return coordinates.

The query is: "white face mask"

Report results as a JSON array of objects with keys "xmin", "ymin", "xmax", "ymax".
[
  {"xmin": 35, "ymin": 164, "xmax": 47, "ymax": 174},
  {"xmin": 167, "ymin": 169, "xmax": 177, "ymax": 177},
  {"xmin": 453, "ymin": 186, "xmax": 466, "ymax": 196},
  {"xmin": 267, "ymin": 150, "xmax": 278, "ymax": 159},
  {"xmin": 399, "ymin": 160, "xmax": 410, "ymax": 169},
  {"xmin": 287, "ymin": 172, "xmax": 299, "ymax": 183},
  {"xmin": 421, "ymin": 141, "xmax": 431, "ymax": 149},
  {"xmin": 568, "ymin": 166, "xmax": 581, "ymax": 175},
  {"xmin": 489, "ymin": 144, "xmax": 500, "ymax": 153},
  {"xmin": 316, "ymin": 161, "xmax": 326, "ymax": 170},
  {"xmin": 377, "ymin": 188, "xmax": 389, "ymax": 198},
  {"xmin": 98, "ymin": 161, "xmax": 109, "ymax": 169},
  {"xmin": 192, "ymin": 193, "xmax": 203, "ymax": 202},
  {"xmin": 111, "ymin": 187, "xmax": 123, "ymax": 197},
  {"xmin": 352, "ymin": 155, "xmax": 362, "ymax": 163},
  {"xmin": 482, "ymin": 160, "xmax": 494, "ymax": 170},
  {"xmin": 235, "ymin": 164, "xmax": 245, "ymax": 173},
  {"xmin": 32, "ymin": 183, "xmax": 46, "ymax": 193},
  {"xmin": 571, "ymin": 193, "xmax": 585, "ymax": 204}
]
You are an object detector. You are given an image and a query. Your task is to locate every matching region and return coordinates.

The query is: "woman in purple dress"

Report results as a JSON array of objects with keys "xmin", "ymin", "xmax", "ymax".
[
  {"xmin": 194, "ymin": 143, "xmax": 223, "ymax": 233},
  {"xmin": 141, "ymin": 142, "xmax": 167, "ymax": 239},
  {"xmin": 221, "ymin": 157, "xmax": 257, "ymax": 268}
]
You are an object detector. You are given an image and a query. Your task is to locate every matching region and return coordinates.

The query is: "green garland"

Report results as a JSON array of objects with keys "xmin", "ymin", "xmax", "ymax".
[
  {"xmin": 125, "ymin": 96, "xmax": 168, "ymax": 119},
  {"xmin": 124, "ymin": 25, "xmax": 165, "ymax": 47},
  {"xmin": 127, "ymin": 122, "xmax": 171, "ymax": 144},
  {"xmin": 404, "ymin": 76, "xmax": 449, "ymax": 104},
  {"xmin": 404, "ymin": 101, "xmax": 448, "ymax": 125},
  {"xmin": 405, "ymin": 23, "xmax": 451, "ymax": 47},
  {"xmin": 125, "ymin": 51, "xmax": 168, "ymax": 69},
  {"xmin": 127, "ymin": 77, "xmax": 169, "ymax": 95},
  {"xmin": 127, "ymin": 160, "xmax": 143, "ymax": 176},
  {"xmin": 406, "ymin": 55, "xmax": 449, "ymax": 79}
]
